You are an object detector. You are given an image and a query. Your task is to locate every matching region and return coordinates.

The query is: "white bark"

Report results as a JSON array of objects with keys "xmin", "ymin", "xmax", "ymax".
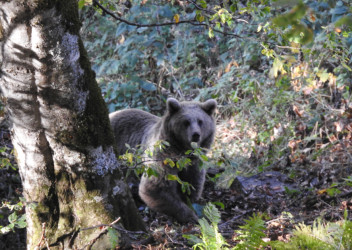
[{"xmin": 0, "ymin": 1, "xmax": 144, "ymax": 248}]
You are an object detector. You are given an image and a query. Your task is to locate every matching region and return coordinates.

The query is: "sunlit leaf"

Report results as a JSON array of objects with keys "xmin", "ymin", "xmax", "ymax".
[
  {"xmin": 167, "ymin": 174, "xmax": 178, "ymax": 181},
  {"xmin": 174, "ymin": 14, "xmax": 180, "ymax": 24},
  {"xmin": 208, "ymin": 27, "xmax": 214, "ymax": 38}
]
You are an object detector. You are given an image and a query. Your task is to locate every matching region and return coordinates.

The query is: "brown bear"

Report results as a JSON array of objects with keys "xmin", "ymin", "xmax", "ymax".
[{"xmin": 109, "ymin": 98, "xmax": 217, "ymax": 223}]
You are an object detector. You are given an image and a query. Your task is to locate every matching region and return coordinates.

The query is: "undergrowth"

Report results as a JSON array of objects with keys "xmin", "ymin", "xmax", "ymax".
[
  {"xmin": 185, "ymin": 204, "xmax": 352, "ymax": 250},
  {"xmin": 80, "ymin": 0, "xmax": 352, "ymax": 248},
  {"xmin": 2, "ymin": 0, "xmax": 351, "ymax": 248},
  {"xmin": 271, "ymin": 210, "xmax": 352, "ymax": 250},
  {"xmin": 184, "ymin": 203, "xmax": 228, "ymax": 250}
]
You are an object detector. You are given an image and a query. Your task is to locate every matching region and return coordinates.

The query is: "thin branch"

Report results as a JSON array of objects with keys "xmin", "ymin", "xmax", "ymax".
[
  {"xmin": 219, "ymin": 212, "xmax": 248, "ymax": 229},
  {"xmin": 36, "ymin": 222, "xmax": 51, "ymax": 250},
  {"xmin": 79, "ymin": 217, "xmax": 121, "ymax": 250},
  {"xmin": 92, "ymin": 0, "xmax": 243, "ymax": 38},
  {"xmin": 185, "ymin": 0, "xmax": 216, "ymax": 15},
  {"xmin": 93, "ymin": 0, "xmax": 195, "ymax": 28},
  {"xmin": 80, "ymin": 217, "xmax": 121, "ymax": 231}
]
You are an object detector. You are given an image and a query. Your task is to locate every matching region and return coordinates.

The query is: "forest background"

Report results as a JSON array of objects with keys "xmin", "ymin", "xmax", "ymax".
[{"xmin": 1, "ymin": 0, "xmax": 352, "ymax": 248}]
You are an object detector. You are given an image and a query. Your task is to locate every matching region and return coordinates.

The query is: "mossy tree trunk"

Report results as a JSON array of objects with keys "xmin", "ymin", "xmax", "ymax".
[{"xmin": 0, "ymin": 0, "xmax": 145, "ymax": 248}]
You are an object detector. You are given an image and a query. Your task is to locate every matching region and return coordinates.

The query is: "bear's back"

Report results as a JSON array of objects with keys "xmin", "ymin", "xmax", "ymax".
[{"xmin": 109, "ymin": 109, "xmax": 160, "ymax": 155}]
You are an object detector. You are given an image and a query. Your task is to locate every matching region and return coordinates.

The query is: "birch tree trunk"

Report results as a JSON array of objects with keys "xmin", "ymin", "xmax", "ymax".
[{"xmin": 0, "ymin": 1, "xmax": 145, "ymax": 248}]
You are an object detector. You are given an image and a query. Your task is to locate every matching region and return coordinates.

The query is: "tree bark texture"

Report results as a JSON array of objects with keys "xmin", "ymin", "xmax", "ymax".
[{"xmin": 0, "ymin": 1, "xmax": 145, "ymax": 248}]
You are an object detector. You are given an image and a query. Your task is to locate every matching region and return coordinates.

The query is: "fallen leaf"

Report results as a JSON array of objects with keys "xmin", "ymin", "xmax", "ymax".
[{"xmin": 293, "ymin": 105, "xmax": 304, "ymax": 117}]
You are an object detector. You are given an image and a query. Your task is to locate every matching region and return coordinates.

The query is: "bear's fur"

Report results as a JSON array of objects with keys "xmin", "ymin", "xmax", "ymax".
[{"xmin": 109, "ymin": 98, "xmax": 217, "ymax": 223}]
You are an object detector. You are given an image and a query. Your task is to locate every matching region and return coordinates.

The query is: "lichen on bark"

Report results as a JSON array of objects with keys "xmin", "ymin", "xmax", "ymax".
[{"xmin": 0, "ymin": 0, "xmax": 145, "ymax": 248}]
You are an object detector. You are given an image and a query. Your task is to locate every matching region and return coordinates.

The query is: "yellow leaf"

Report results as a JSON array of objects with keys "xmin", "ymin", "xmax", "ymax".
[
  {"xmin": 198, "ymin": 15, "xmax": 204, "ymax": 22},
  {"xmin": 317, "ymin": 189, "xmax": 327, "ymax": 195},
  {"xmin": 290, "ymin": 42, "xmax": 300, "ymax": 54},
  {"xmin": 125, "ymin": 153, "xmax": 133, "ymax": 164},
  {"xmin": 174, "ymin": 14, "xmax": 180, "ymax": 23}
]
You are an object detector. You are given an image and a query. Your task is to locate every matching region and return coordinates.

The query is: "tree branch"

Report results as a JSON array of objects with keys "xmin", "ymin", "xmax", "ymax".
[
  {"xmin": 185, "ymin": 0, "xmax": 216, "ymax": 15},
  {"xmin": 80, "ymin": 217, "xmax": 121, "ymax": 250},
  {"xmin": 92, "ymin": 0, "xmax": 243, "ymax": 38},
  {"xmin": 93, "ymin": 0, "xmax": 195, "ymax": 28}
]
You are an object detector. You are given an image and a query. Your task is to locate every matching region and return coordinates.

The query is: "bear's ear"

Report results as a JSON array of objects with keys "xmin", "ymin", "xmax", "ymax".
[
  {"xmin": 201, "ymin": 99, "xmax": 217, "ymax": 116},
  {"xmin": 167, "ymin": 98, "xmax": 181, "ymax": 114}
]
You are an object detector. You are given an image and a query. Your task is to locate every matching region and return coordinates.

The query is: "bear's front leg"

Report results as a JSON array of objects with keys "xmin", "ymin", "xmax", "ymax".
[
  {"xmin": 179, "ymin": 163, "xmax": 206, "ymax": 202},
  {"xmin": 139, "ymin": 175, "xmax": 198, "ymax": 223}
]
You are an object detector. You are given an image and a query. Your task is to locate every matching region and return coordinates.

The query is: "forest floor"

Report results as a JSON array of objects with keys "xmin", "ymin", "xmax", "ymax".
[
  {"xmin": 132, "ymin": 164, "xmax": 352, "ymax": 249},
  {"xmin": 0, "ymin": 119, "xmax": 352, "ymax": 249}
]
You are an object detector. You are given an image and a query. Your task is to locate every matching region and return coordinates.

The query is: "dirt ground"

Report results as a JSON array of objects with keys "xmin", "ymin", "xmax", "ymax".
[{"xmin": 1, "ymin": 121, "xmax": 352, "ymax": 249}]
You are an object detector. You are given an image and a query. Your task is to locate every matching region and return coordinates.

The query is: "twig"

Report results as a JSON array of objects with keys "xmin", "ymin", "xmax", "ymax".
[
  {"xmin": 93, "ymin": 0, "xmax": 195, "ymax": 28},
  {"xmin": 219, "ymin": 212, "xmax": 248, "ymax": 229},
  {"xmin": 113, "ymin": 224, "xmax": 147, "ymax": 236},
  {"xmin": 35, "ymin": 222, "xmax": 50, "ymax": 250},
  {"xmin": 92, "ymin": 0, "xmax": 243, "ymax": 38},
  {"xmin": 80, "ymin": 217, "xmax": 121, "ymax": 250},
  {"xmin": 186, "ymin": 0, "xmax": 215, "ymax": 15},
  {"xmin": 81, "ymin": 217, "xmax": 121, "ymax": 232}
]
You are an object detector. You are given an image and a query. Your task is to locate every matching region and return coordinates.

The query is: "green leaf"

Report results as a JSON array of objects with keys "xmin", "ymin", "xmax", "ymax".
[
  {"xmin": 8, "ymin": 212, "xmax": 17, "ymax": 223},
  {"xmin": 108, "ymin": 228, "xmax": 119, "ymax": 248},
  {"xmin": 1, "ymin": 226, "xmax": 12, "ymax": 234},
  {"xmin": 318, "ymin": 71, "xmax": 330, "ymax": 82},
  {"xmin": 163, "ymin": 158, "xmax": 175, "ymax": 167},
  {"xmin": 176, "ymin": 157, "xmax": 191, "ymax": 169},
  {"xmin": 183, "ymin": 234, "xmax": 202, "ymax": 244},
  {"xmin": 209, "ymin": 27, "xmax": 214, "ymax": 38},
  {"xmin": 78, "ymin": 0, "xmax": 87, "ymax": 9},
  {"xmin": 185, "ymin": 150, "xmax": 192, "ymax": 155},
  {"xmin": 200, "ymin": 155, "xmax": 209, "ymax": 162},
  {"xmin": 198, "ymin": 0, "xmax": 207, "ymax": 9},
  {"xmin": 342, "ymin": 62, "xmax": 352, "ymax": 71},
  {"xmin": 203, "ymin": 203, "xmax": 221, "ymax": 225},
  {"xmin": 16, "ymin": 215, "xmax": 27, "ymax": 229},
  {"xmin": 230, "ymin": 4, "xmax": 237, "ymax": 13},
  {"xmin": 212, "ymin": 201, "xmax": 225, "ymax": 210},
  {"xmin": 167, "ymin": 174, "xmax": 178, "ymax": 181},
  {"xmin": 146, "ymin": 167, "xmax": 158, "ymax": 177},
  {"xmin": 220, "ymin": 13, "xmax": 226, "ymax": 23},
  {"xmin": 196, "ymin": 14, "xmax": 205, "ymax": 22}
]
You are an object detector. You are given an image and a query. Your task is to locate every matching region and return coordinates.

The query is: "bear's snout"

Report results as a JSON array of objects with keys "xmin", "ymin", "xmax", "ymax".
[{"xmin": 191, "ymin": 132, "xmax": 201, "ymax": 143}]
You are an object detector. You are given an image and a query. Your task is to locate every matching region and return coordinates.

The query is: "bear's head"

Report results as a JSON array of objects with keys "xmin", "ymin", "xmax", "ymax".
[{"xmin": 162, "ymin": 98, "xmax": 217, "ymax": 151}]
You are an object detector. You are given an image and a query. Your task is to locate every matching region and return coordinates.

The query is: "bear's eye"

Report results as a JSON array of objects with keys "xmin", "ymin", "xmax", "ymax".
[
  {"xmin": 183, "ymin": 120, "xmax": 190, "ymax": 127},
  {"xmin": 198, "ymin": 119, "xmax": 203, "ymax": 127}
]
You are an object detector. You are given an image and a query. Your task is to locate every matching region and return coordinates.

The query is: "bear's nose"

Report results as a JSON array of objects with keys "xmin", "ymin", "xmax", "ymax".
[{"xmin": 191, "ymin": 132, "xmax": 200, "ymax": 142}]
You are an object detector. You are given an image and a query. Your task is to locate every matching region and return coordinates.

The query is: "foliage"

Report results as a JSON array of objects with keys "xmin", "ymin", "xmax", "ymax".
[
  {"xmin": 232, "ymin": 213, "xmax": 268, "ymax": 249},
  {"xmin": 270, "ymin": 211, "xmax": 352, "ymax": 250},
  {"xmin": 80, "ymin": 0, "xmax": 352, "ymax": 189},
  {"xmin": 183, "ymin": 202, "xmax": 228, "ymax": 250},
  {"xmin": 0, "ymin": 147, "xmax": 16, "ymax": 170},
  {"xmin": 79, "ymin": 0, "xmax": 352, "ymax": 248},
  {"xmin": 0, "ymin": 198, "xmax": 26, "ymax": 235},
  {"xmin": 0, "ymin": 139, "xmax": 25, "ymax": 236},
  {"xmin": 119, "ymin": 140, "xmax": 210, "ymax": 195},
  {"xmin": 107, "ymin": 228, "xmax": 119, "ymax": 249}
]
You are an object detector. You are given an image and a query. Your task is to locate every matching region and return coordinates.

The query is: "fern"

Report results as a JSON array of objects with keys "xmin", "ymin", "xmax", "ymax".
[
  {"xmin": 270, "ymin": 211, "xmax": 352, "ymax": 250},
  {"xmin": 183, "ymin": 203, "xmax": 228, "ymax": 250},
  {"xmin": 233, "ymin": 213, "xmax": 268, "ymax": 249},
  {"xmin": 341, "ymin": 217, "xmax": 352, "ymax": 249}
]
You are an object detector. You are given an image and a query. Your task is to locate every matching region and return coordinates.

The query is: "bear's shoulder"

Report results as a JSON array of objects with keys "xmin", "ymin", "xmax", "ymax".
[{"xmin": 109, "ymin": 109, "xmax": 159, "ymax": 125}]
